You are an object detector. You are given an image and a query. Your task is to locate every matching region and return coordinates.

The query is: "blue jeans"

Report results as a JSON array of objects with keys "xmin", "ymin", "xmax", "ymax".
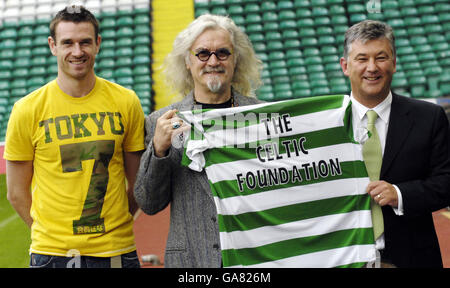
[{"xmin": 29, "ymin": 251, "xmax": 140, "ymax": 268}]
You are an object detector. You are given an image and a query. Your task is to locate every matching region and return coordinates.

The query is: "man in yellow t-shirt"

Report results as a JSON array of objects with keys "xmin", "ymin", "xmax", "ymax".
[{"xmin": 4, "ymin": 6, "xmax": 145, "ymax": 268}]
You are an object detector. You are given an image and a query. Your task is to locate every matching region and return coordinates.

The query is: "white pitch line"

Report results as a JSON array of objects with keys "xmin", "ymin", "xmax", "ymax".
[{"xmin": 0, "ymin": 213, "xmax": 19, "ymax": 229}]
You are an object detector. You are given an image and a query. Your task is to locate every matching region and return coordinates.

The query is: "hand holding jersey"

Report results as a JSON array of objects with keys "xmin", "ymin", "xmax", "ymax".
[{"xmin": 153, "ymin": 109, "xmax": 189, "ymax": 158}]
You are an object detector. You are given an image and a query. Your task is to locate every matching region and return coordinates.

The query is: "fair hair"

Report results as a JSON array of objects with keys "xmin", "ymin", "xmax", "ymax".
[
  {"xmin": 343, "ymin": 20, "xmax": 396, "ymax": 60},
  {"xmin": 163, "ymin": 14, "xmax": 263, "ymax": 97}
]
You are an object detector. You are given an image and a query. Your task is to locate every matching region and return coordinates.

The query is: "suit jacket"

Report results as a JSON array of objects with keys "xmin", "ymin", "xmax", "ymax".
[
  {"xmin": 380, "ymin": 93, "xmax": 450, "ymax": 267},
  {"xmin": 134, "ymin": 90, "xmax": 261, "ymax": 267}
]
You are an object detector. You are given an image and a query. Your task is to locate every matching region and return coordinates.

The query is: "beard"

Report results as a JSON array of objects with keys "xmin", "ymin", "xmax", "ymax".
[
  {"xmin": 206, "ymin": 75, "xmax": 223, "ymax": 93},
  {"xmin": 201, "ymin": 67, "xmax": 226, "ymax": 93}
]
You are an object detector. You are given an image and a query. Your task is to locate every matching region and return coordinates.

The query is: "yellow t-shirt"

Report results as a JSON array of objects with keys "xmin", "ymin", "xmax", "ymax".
[{"xmin": 4, "ymin": 77, "xmax": 145, "ymax": 257}]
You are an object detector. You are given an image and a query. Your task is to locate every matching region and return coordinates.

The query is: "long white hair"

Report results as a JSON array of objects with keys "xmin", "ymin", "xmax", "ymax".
[{"xmin": 163, "ymin": 14, "xmax": 263, "ymax": 97}]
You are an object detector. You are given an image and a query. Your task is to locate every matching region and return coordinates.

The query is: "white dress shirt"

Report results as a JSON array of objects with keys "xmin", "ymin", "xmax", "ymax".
[{"xmin": 350, "ymin": 91, "xmax": 404, "ymax": 250}]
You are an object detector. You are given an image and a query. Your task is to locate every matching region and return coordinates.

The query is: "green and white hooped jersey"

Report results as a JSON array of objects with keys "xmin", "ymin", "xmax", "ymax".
[{"xmin": 180, "ymin": 95, "xmax": 376, "ymax": 268}]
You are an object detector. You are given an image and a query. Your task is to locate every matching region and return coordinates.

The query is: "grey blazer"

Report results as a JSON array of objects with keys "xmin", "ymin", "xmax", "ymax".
[{"xmin": 134, "ymin": 90, "xmax": 262, "ymax": 267}]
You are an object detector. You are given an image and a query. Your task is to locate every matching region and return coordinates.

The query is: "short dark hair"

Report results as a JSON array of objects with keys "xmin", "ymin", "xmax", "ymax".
[{"xmin": 50, "ymin": 5, "xmax": 99, "ymax": 43}]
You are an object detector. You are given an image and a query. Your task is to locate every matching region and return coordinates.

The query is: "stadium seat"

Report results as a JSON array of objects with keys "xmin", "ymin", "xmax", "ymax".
[
  {"xmin": 134, "ymin": 45, "xmax": 150, "ymax": 56},
  {"xmin": 262, "ymin": 12, "xmax": 278, "ymax": 23},
  {"xmin": 33, "ymin": 46, "xmax": 50, "ymax": 56},
  {"xmin": 0, "ymin": 84, "xmax": 9, "ymax": 98},
  {"xmin": 292, "ymin": 81, "xmax": 310, "ymax": 91},
  {"xmin": 211, "ymin": 7, "xmax": 227, "ymax": 15},
  {"xmin": 135, "ymin": 75, "xmax": 152, "ymax": 85},
  {"xmin": 298, "ymin": 28, "xmax": 315, "ymax": 38},
  {"xmin": 97, "ymin": 69, "xmax": 114, "ymax": 79},
  {"xmin": 246, "ymin": 23, "xmax": 263, "ymax": 33},
  {"xmin": 320, "ymin": 45, "xmax": 338, "ymax": 56},
  {"xmin": 27, "ymin": 76, "xmax": 46, "ymax": 88},
  {"xmin": 260, "ymin": 1, "xmax": 276, "ymax": 11},
  {"xmin": 116, "ymin": 47, "xmax": 133, "ymax": 57},
  {"xmin": 396, "ymin": 37, "xmax": 410, "ymax": 48},
  {"xmin": 280, "ymin": 10, "xmax": 296, "ymax": 21},
  {"xmin": 301, "ymin": 37, "xmax": 318, "ymax": 47},
  {"xmin": 296, "ymin": 8, "xmax": 312, "ymax": 20},
  {"xmin": 0, "ymin": 28, "xmax": 17, "ymax": 39},
  {"xmin": 100, "ymin": 48, "xmax": 115, "ymax": 58},
  {"xmin": 0, "ymin": 39, "xmax": 16, "ymax": 51},
  {"xmin": 256, "ymin": 91, "xmax": 275, "ymax": 102},
  {"xmin": 265, "ymin": 31, "xmax": 281, "ymax": 41},
  {"xmin": 117, "ymin": 16, "xmax": 134, "ymax": 26},
  {"xmin": 257, "ymin": 85, "xmax": 273, "ymax": 94},
  {"xmin": 33, "ymin": 25, "xmax": 50, "ymax": 36},
  {"xmin": 271, "ymin": 68, "xmax": 288, "ymax": 77},
  {"xmin": 350, "ymin": 14, "xmax": 367, "ymax": 23},
  {"xmin": 195, "ymin": 8, "xmax": 209, "ymax": 17},
  {"xmin": 0, "ymin": 104, "xmax": 7, "ymax": 114},
  {"xmin": 98, "ymin": 58, "xmax": 116, "ymax": 69},
  {"xmin": 116, "ymin": 37, "xmax": 133, "ymax": 47},
  {"xmin": 293, "ymin": 88, "xmax": 312, "ymax": 99},
  {"xmin": 16, "ymin": 37, "xmax": 32, "ymax": 48},
  {"xmin": 294, "ymin": 0, "xmax": 311, "ymax": 8},
  {"xmin": 101, "ymin": 29, "xmax": 116, "ymax": 39},
  {"xmin": 10, "ymin": 88, "xmax": 27, "ymax": 98},
  {"xmin": 392, "ymin": 73, "xmax": 409, "ymax": 88},
  {"xmin": 229, "ymin": 16, "xmax": 244, "ymax": 27},
  {"xmin": 297, "ymin": 18, "xmax": 314, "ymax": 28},
  {"xmin": 286, "ymin": 48, "xmax": 302, "ymax": 58},
  {"xmin": 114, "ymin": 67, "xmax": 133, "ymax": 78},
  {"xmin": 14, "ymin": 57, "xmax": 31, "ymax": 68},
  {"xmin": 306, "ymin": 64, "xmax": 324, "ymax": 73},
  {"xmin": 47, "ymin": 64, "xmax": 58, "ymax": 75},
  {"xmin": 325, "ymin": 63, "xmax": 341, "ymax": 72},
  {"xmin": 269, "ymin": 60, "xmax": 286, "ymax": 69},
  {"xmin": 313, "ymin": 86, "xmax": 331, "ymax": 96},
  {"xmin": 318, "ymin": 35, "xmax": 335, "ymax": 45},
  {"xmin": 285, "ymin": 39, "xmax": 301, "ymax": 49},
  {"xmin": 0, "ymin": 98, "xmax": 8, "ymax": 107},
  {"xmin": 314, "ymin": 16, "xmax": 330, "ymax": 26},
  {"xmin": 101, "ymin": 17, "xmax": 116, "ymax": 28},
  {"xmin": 133, "ymin": 65, "xmax": 150, "ymax": 76},
  {"xmin": 277, "ymin": 1, "xmax": 293, "ymax": 10},
  {"xmin": 249, "ymin": 33, "xmax": 264, "ymax": 43},
  {"xmin": 305, "ymin": 56, "xmax": 322, "ymax": 65},
  {"xmin": 11, "ymin": 64, "xmax": 28, "ymax": 77},
  {"xmin": 29, "ymin": 66, "xmax": 47, "ymax": 76},
  {"xmin": 228, "ymin": 5, "xmax": 244, "ymax": 15},
  {"xmin": 244, "ymin": 3, "xmax": 259, "ymax": 14},
  {"xmin": 289, "ymin": 66, "xmax": 307, "ymax": 76},
  {"xmin": 31, "ymin": 57, "xmax": 46, "ymax": 67},
  {"xmin": 287, "ymin": 58, "xmax": 304, "ymax": 67}
]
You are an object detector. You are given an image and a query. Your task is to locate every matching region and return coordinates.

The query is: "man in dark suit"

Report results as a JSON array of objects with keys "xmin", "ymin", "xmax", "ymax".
[{"xmin": 340, "ymin": 20, "xmax": 450, "ymax": 267}]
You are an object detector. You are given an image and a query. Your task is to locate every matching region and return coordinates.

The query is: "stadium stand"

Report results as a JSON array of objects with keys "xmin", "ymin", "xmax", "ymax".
[
  {"xmin": 0, "ymin": 0, "xmax": 449, "ymax": 141},
  {"xmin": 193, "ymin": 0, "xmax": 450, "ymax": 102},
  {"xmin": 0, "ymin": 0, "xmax": 152, "ymax": 141}
]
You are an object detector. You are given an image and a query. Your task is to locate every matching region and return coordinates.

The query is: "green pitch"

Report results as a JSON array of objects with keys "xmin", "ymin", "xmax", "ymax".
[{"xmin": 0, "ymin": 174, "xmax": 31, "ymax": 268}]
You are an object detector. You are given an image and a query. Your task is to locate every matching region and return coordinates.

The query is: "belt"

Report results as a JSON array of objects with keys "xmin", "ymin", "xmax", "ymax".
[{"xmin": 111, "ymin": 255, "xmax": 122, "ymax": 268}]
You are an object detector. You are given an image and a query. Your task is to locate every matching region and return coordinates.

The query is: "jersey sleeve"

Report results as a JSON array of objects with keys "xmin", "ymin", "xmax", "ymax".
[
  {"xmin": 4, "ymin": 101, "xmax": 35, "ymax": 161},
  {"xmin": 122, "ymin": 92, "xmax": 145, "ymax": 152}
]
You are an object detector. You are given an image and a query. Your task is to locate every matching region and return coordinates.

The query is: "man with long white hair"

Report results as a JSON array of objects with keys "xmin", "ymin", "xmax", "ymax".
[{"xmin": 134, "ymin": 14, "xmax": 263, "ymax": 267}]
